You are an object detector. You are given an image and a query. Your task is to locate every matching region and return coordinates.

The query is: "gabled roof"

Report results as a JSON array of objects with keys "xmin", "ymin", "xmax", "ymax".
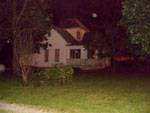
[
  {"xmin": 53, "ymin": 26, "xmax": 78, "ymax": 44},
  {"xmin": 52, "ymin": 26, "xmax": 94, "ymax": 46},
  {"xmin": 58, "ymin": 18, "xmax": 90, "ymax": 32},
  {"xmin": 74, "ymin": 32, "xmax": 98, "ymax": 46},
  {"xmin": 65, "ymin": 32, "xmax": 93, "ymax": 46}
]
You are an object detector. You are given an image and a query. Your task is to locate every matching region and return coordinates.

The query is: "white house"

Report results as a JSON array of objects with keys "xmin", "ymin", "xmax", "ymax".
[{"xmin": 32, "ymin": 18, "xmax": 111, "ymax": 70}]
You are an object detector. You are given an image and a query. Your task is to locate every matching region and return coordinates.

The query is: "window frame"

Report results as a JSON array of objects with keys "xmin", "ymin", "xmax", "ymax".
[
  {"xmin": 44, "ymin": 49, "xmax": 49, "ymax": 62},
  {"xmin": 55, "ymin": 49, "xmax": 60, "ymax": 62},
  {"xmin": 70, "ymin": 49, "xmax": 81, "ymax": 59}
]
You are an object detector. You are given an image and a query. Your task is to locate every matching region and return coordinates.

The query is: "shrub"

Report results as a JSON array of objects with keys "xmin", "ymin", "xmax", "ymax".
[{"xmin": 34, "ymin": 65, "xmax": 73, "ymax": 86}]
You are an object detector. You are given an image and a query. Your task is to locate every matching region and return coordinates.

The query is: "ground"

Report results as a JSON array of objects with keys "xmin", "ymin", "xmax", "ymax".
[{"xmin": 0, "ymin": 61, "xmax": 150, "ymax": 113}]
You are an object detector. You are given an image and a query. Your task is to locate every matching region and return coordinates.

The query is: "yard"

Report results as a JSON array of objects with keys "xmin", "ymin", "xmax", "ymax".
[
  {"xmin": 0, "ymin": 110, "xmax": 11, "ymax": 113},
  {"xmin": 0, "ymin": 66, "xmax": 150, "ymax": 113}
]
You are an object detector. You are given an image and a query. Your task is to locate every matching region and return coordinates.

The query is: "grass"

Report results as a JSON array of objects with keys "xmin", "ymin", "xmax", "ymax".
[
  {"xmin": 0, "ymin": 110, "xmax": 14, "ymax": 113},
  {"xmin": 0, "ymin": 69, "xmax": 150, "ymax": 113}
]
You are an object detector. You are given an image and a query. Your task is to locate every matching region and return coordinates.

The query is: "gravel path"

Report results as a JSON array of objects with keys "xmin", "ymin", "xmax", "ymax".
[{"xmin": 0, "ymin": 101, "xmax": 53, "ymax": 113}]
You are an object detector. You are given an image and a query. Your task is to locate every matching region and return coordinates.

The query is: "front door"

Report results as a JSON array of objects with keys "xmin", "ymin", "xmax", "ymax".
[{"xmin": 55, "ymin": 49, "xmax": 60, "ymax": 62}]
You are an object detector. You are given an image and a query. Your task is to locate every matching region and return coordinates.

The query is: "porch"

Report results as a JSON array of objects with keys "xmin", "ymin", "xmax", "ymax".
[{"xmin": 66, "ymin": 58, "xmax": 111, "ymax": 70}]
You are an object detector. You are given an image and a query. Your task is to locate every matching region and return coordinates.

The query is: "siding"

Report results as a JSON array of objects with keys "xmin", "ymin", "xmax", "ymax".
[{"xmin": 33, "ymin": 29, "xmax": 67, "ymax": 67}]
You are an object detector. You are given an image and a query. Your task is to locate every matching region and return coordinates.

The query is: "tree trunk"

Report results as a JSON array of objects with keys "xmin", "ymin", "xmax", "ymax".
[{"xmin": 22, "ymin": 73, "xmax": 28, "ymax": 84}]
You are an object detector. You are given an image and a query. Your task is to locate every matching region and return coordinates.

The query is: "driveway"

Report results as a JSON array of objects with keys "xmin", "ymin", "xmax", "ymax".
[{"xmin": 0, "ymin": 101, "xmax": 53, "ymax": 113}]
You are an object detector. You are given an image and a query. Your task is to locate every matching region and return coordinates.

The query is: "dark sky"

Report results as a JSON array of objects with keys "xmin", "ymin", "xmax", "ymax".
[{"xmin": 52, "ymin": 0, "xmax": 123, "ymax": 27}]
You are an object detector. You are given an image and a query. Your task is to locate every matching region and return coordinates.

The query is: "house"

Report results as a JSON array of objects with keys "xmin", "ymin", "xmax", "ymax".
[{"xmin": 32, "ymin": 18, "xmax": 111, "ymax": 70}]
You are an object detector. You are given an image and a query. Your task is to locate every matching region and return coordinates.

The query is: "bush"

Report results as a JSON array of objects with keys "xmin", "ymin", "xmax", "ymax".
[{"xmin": 34, "ymin": 65, "xmax": 73, "ymax": 86}]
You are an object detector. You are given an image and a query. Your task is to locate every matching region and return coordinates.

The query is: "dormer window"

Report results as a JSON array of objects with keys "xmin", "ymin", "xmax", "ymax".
[{"xmin": 76, "ymin": 31, "xmax": 81, "ymax": 40}]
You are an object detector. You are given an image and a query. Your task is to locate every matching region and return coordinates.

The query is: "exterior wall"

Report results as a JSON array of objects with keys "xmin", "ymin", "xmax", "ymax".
[
  {"xmin": 65, "ymin": 27, "xmax": 87, "ymax": 41},
  {"xmin": 33, "ymin": 29, "xmax": 67, "ymax": 67},
  {"xmin": 30, "ymin": 28, "xmax": 111, "ymax": 70}
]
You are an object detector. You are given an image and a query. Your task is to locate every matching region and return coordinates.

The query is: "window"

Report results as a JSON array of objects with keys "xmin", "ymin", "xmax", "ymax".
[
  {"xmin": 55, "ymin": 49, "xmax": 60, "ymax": 62},
  {"xmin": 98, "ymin": 49, "xmax": 102, "ymax": 59},
  {"xmin": 70, "ymin": 49, "xmax": 81, "ymax": 59},
  {"xmin": 88, "ymin": 49, "xmax": 102, "ymax": 59},
  {"xmin": 76, "ymin": 31, "xmax": 81, "ymax": 40},
  {"xmin": 45, "ymin": 49, "xmax": 49, "ymax": 62},
  {"xmin": 88, "ymin": 50, "xmax": 95, "ymax": 59}
]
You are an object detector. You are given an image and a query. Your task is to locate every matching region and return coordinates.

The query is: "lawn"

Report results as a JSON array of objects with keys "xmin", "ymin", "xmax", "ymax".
[
  {"xmin": 0, "ymin": 110, "xmax": 11, "ymax": 113},
  {"xmin": 0, "ymin": 69, "xmax": 150, "ymax": 113}
]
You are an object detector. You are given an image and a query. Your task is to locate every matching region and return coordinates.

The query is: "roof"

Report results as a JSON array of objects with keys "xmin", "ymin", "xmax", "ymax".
[
  {"xmin": 77, "ymin": 32, "xmax": 95, "ymax": 45},
  {"xmin": 53, "ymin": 26, "xmax": 78, "ymax": 44},
  {"xmin": 78, "ymin": 31, "xmax": 101, "ymax": 45},
  {"xmin": 81, "ymin": 32, "xmax": 92, "ymax": 45},
  {"xmin": 66, "ymin": 32, "xmax": 94, "ymax": 46},
  {"xmin": 58, "ymin": 18, "xmax": 90, "ymax": 32},
  {"xmin": 52, "ymin": 26, "xmax": 93, "ymax": 46}
]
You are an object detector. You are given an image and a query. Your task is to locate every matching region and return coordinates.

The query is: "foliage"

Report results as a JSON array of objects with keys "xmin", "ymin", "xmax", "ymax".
[
  {"xmin": 34, "ymin": 65, "xmax": 73, "ymax": 86},
  {"xmin": 120, "ymin": 0, "xmax": 150, "ymax": 55},
  {"xmin": 0, "ymin": 0, "xmax": 53, "ymax": 83},
  {"xmin": 85, "ymin": 25, "xmax": 129, "ymax": 57},
  {"xmin": 84, "ymin": 24, "xmax": 130, "ymax": 72},
  {"xmin": 84, "ymin": 31, "xmax": 105, "ymax": 50},
  {"xmin": 0, "ymin": 0, "xmax": 52, "ymax": 49},
  {"xmin": 0, "ymin": 0, "xmax": 52, "ymax": 51}
]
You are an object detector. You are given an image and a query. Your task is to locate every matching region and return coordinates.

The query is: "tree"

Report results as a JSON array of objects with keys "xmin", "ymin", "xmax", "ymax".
[
  {"xmin": 0, "ymin": 0, "xmax": 52, "ymax": 83},
  {"xmin": 14, "ymin": 32, "xmax": 34, "ymax": 83},
  {"xmin": 84, "ymin": 24, "xmax": 130, "ymax": 72},
  {"xmin": 120, "ymin": 0, "xmax": 150, "ymax": 55}
]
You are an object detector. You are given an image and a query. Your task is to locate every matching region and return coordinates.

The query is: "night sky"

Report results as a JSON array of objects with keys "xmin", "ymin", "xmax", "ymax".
[{"xmin": 52, "ymin": 0, "xmax": 123, "ymax": 27}]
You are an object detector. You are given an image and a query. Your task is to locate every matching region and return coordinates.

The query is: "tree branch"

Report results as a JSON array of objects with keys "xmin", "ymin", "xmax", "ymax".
[
  {"xmin": 12, "ymin": 0, "xmax": 17, "ymax": 29},
  {"xmin": 16, "ymin": 0, "xmax": 28, "ymax": 26},
  {"xmin": 19, "ymin": 28, "xmax": 37, "ymax": 36}
]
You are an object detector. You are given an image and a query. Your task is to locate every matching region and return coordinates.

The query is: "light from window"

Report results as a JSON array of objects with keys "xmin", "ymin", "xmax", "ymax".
[{"xmin": 88, "ymin": 50, "xmax": 95, "ymax": 59}]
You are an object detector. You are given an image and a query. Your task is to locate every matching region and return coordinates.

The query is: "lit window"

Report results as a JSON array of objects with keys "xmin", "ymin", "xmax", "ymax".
[{"xmin": 70, "ymin": 49, "xmax": 81, "ymax": 59}]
